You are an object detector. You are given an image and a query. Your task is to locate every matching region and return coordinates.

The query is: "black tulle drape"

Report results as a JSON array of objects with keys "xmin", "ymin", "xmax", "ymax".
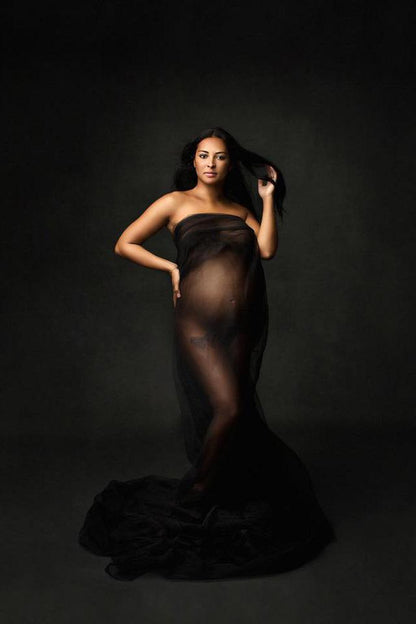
[{"xmin": 78, "ymin": 212, "xmax": 335, "ymax": 580}]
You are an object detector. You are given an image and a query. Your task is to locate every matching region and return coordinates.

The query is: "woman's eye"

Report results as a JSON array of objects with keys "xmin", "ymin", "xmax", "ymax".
[{"xmin": 198, "ymin": 154, "xmax": 227, "ymax": 159}]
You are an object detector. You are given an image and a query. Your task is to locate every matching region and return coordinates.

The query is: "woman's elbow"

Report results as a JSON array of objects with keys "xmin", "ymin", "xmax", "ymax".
[
  {"xmin": 260, "ymin": 248, "xmax": 277, "ymax": 260},
  {"xmin": 114, "ymin": 241, "xmax": 123, "ymax": 255}
]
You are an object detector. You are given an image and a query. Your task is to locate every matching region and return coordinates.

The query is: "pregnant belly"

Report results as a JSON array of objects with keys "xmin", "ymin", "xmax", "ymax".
[{"xmin": 179, "ymin": 252, "xmax": 250, "ymax": 326}]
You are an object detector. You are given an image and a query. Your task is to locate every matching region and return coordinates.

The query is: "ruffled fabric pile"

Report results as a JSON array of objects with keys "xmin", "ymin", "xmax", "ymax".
[{"xmin": 78, "ymin": 474, "xmax": 334, "ymax": 580}]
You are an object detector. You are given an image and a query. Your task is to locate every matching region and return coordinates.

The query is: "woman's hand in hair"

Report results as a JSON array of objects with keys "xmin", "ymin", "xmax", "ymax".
[{"xmin": 257, "ymin": 165, "xmax": 277, "ymax": 199}]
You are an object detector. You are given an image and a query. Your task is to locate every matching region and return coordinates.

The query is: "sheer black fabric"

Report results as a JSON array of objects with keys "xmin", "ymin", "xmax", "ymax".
[{"xmin": 78, "ymin": 213, "xmax": 335, "ymax": 580}]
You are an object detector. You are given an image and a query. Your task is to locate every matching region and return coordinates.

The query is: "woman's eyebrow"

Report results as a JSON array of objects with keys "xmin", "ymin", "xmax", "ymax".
[{"xmin": 198, "ymin": 149, "xmax": 227, "ymax": 154}]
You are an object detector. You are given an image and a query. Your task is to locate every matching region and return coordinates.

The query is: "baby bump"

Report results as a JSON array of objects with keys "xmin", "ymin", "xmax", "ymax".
[{"xmin": 177, "ymin": 252, "xmax": 250, "ymax": 327}]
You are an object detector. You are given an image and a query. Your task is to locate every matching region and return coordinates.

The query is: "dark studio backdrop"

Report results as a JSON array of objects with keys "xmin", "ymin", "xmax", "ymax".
[{"xmin": 3, "ymin": 1, "xmax": 415, "ymax": 622}]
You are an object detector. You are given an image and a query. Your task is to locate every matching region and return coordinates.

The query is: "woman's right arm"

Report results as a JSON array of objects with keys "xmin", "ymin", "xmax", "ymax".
[{"xmin": 114, "ymin": 192, "xmax": 178, "ymax": 274}]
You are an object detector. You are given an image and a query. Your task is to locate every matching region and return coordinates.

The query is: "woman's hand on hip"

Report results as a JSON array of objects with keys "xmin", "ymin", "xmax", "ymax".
[{"xmin": 171, "ymin": 267, "xmax": 181, "ymax": 308}]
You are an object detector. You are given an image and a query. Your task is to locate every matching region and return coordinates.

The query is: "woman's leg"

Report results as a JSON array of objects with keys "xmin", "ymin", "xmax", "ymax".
[{"xmin": 178, "ymin": 321, "xmax": 244, "ymax": 493}]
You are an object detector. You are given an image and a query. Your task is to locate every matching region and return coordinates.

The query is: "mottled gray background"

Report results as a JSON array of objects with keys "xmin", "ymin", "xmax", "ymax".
[{"xmin": 3, "ymin": 1, "xmax": 415, "ymax": 622}]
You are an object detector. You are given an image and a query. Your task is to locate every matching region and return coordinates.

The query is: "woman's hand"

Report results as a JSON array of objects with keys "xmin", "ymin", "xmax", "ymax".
[
  {"xmin": 171, "ymin": 266, "xmax": 181, "ymax": 308},
  {"xmin": 257, "ymin": 165, "xmax": 278, "ymax": 199}
]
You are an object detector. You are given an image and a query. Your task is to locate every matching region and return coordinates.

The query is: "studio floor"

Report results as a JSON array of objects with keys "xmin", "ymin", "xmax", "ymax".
[{"xmin": 2, "ymin": 424, "xmax": 414, "ymax": 624}]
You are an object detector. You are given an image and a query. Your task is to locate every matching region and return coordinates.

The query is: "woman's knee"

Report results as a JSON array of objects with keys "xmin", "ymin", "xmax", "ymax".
[{"xmin": 211, "ymin": 400, "xmax": 241, "ymax": 427}]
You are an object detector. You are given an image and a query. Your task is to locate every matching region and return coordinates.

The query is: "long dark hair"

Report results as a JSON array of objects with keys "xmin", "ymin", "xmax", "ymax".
[{"xmin": 171, "ymin": 127, "xmax": 286, "ymax": 219}]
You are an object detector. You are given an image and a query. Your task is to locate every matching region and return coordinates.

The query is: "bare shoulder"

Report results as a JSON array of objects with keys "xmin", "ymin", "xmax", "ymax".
[
  {"xmin": 151, "ymin": 190, "xmax": 183, "ymax": 209},
  {"xmin": 166, "ymin": 190, "xmax": 200, "ymax": 233},
  {"xmin": 114, "ymin": 191, "xmax": 184, "ymax": 247},
  {"xmin": 139, "ymin": 190, "xmax": 183, "ymax": 225},
  {"xmin": 160, "ymin": 190, "xmax": 189, "ymax": 213}
]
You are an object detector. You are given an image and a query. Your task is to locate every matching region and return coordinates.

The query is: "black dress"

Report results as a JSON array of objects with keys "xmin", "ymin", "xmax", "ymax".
[{"xmin": 78, "ymin": 212, "xmax": 335, "ymax": 580}]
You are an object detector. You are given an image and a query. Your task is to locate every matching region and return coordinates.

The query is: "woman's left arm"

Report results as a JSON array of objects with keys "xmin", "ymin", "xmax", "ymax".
[
  {"xmin": 248, "ymin": 165, "xmax": 278, "ymax": 259},
  {"xmin": 256, "ymin": 195, "xmax": 277, "ymax": 259}
]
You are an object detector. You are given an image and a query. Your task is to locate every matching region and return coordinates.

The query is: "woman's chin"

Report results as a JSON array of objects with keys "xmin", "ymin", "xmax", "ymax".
[{"xmin": 201, "ymin": 177, "xmax": 221, "ymax": 184}]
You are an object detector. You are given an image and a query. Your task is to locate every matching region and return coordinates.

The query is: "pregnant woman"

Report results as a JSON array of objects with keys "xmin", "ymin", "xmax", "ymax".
[{"xmin": 78, "ymin": 126, "xmax": 335, "ymax": 580}]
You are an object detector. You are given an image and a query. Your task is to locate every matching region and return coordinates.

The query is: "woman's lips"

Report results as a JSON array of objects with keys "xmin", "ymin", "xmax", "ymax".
[{"xmin": 204, "ymin": 172, "xmax": 217, "ymax": 176}]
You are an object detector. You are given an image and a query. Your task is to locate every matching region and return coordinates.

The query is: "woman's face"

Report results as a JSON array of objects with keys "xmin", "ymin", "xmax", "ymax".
[{"xmin": 193, "ymin": 137, "xmax": 232, "ymax": 185}]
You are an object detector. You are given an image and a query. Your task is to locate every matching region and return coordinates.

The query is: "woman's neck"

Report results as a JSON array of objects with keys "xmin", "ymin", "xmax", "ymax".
[{"xmin": 190, "ymin": 182, "xmax": 227, "ymax": 204}]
